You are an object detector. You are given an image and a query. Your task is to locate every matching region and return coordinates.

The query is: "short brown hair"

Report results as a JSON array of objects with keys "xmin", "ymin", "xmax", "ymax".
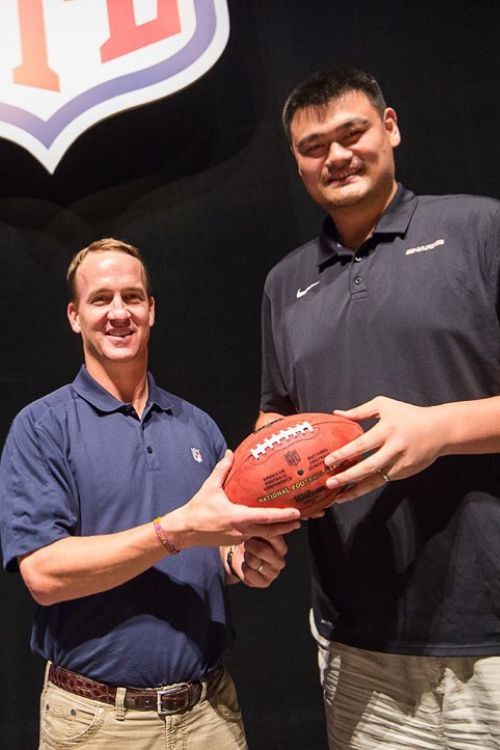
[{"xmin": 66, "ymin": 238, "xmax": 153, "ymax": 300}]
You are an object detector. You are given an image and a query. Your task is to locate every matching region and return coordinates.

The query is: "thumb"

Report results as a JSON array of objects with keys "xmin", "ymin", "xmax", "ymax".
[{"xmin": 209, "ymin": 449, "xmax": 234, "ymax": 487}]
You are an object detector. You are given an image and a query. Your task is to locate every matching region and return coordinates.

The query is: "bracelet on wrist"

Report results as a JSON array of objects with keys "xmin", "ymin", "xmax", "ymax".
[
  {"xmin": 226, "ymin": 544, "xmax": 241, "ymax": 581},
  {"xmin": 152, "ymin": 517, "xmax": 180, "ymax": 555}
]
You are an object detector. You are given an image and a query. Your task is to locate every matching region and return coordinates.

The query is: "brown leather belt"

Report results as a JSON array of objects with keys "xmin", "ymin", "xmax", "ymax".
[{"xmin": 48, "ymin": 663, "xmax": 224, "ymax": 716}]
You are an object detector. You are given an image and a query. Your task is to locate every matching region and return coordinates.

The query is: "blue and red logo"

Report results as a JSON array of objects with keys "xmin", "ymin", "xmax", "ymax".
[{"xmin": 0, "ymin": 0, "xmax": 230, "ymax": 172}]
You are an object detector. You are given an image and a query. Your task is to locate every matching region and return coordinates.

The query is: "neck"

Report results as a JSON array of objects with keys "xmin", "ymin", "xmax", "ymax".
[
  {"xmin": 330, "ymin": 181, "xmax": 398, "ymax": 251},
  {"xmin": 85, "ymin": 358, "xmax": 149, "ymax": 417}
]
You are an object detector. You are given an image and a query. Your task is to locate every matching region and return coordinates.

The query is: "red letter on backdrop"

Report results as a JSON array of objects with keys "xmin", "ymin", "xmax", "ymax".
[
  {"xmin": 13, "ymin": 0, "xmax": 60, "ymax": 90},
  {"xmin": 101, "ymin": 0, "xmax": 181, "ymax": 62}
]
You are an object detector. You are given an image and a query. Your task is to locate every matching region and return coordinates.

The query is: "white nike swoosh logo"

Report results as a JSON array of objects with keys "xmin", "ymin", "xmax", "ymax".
[{"xmin": 296, "ymin": 281, "xmax": 320, "ymax": 298}]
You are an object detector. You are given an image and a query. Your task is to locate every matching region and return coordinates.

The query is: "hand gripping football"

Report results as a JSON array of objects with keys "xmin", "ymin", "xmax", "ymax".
[{"xmin": 223, "ymin": 413, "xmax": 363, "ymax": 518}]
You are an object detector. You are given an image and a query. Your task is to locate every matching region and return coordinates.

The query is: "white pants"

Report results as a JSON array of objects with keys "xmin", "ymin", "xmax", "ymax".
[{"xmin": 311, "ymin": 614, "xmax": 500, "ymax": 750}]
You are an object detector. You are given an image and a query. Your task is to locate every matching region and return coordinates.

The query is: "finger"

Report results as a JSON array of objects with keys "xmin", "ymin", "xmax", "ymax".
[
  {"xmin": 333, "ymin": 398, "xmax": 380, "ymax": 421},
  {"xmin": 242, "ymin": 520, "xmax": 301, "ymax": 539},
  {"xmin": 325, "ymin": 424, "xmax": 383, "ymax": 467},
  {"xmin": 326, "ymin": 447, "xmax": 396, "ymax": 488},
  {"xmin": 233, "ymin": 505, "xmax": 301, "ymax": 526},
  {"xmin": 244, "ymin": 546, "xmax": 285, "ymax": 575},
  {"xmin": 244, "ymin": 550, "xmax": 282, "ymax": 575},
  {"xmin": 245, "ymin": 534, "xmax": 288, "ymax": 557},
  {"xmin": 332, "ymin": 474, "xmax": 386, "ymax": 503},
  {"xmin": 306, "ymin": 510, "xmax": 326, "ymax": 519},
  {"xmin": 241, "ymin": 560, "xmax": 276, "ymax": 588}
]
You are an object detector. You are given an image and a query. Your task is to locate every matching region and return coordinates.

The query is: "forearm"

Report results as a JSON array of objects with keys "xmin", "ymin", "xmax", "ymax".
[
  {"xmin": 20, "ymin": 452, "xmax": 301, "ymax": 605},
  {"xmin": 19, "ymin": 520, "xmax": 167, "ymax": 605},
  {"xmin": 431, "ymin": 396, "xmax": 500, "ymax": 456},
  {"xmin": 255, "ymin": 410, "xmax": 285, "ymax": 431}
]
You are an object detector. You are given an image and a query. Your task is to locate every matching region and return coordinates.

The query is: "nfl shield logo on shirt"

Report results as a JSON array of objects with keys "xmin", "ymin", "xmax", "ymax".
[
  {"xmin": 0, "ymin": 0, "xmax": 230, "ymax": 172},
  {"xmin": 191, "ymin": 447, "xmax": 203, "ymax": 463}
]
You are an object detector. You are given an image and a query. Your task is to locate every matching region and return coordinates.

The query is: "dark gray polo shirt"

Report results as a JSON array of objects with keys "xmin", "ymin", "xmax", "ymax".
[{"xmin": 261, "ymin": 185, "xmax": 500, "ymax": 655}]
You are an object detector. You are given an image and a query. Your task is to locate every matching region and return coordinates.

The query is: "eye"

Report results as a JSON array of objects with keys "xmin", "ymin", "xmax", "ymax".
[
  {"xmin": 343, "ymin": 128, "xmax": 365, "ymax": 145},
  {"xmin": 124, "ymin": 292, "xmax": 144, "ymax": 303},
  {"xmin": 91, "ymin": 295, "xmax": 110, "ymax": 305},
  {"xmin": 303, "ymin": 142, "xmax": 325, "ymax": 157}
]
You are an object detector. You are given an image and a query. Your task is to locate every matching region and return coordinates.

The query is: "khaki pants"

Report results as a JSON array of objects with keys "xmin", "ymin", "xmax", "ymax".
[
  {"xmin": 39, "ymin": 665, "xmax": 247, "ymax": 750},
  {"xmin": 312, "ymin": 615, "xmax": 500, "ymax": 750}
]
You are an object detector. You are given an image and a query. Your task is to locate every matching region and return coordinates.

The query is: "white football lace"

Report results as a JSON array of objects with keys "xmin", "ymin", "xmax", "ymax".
[{"xmin": 250, "ymin": 421, "xmax": 313, "ymax": 459}]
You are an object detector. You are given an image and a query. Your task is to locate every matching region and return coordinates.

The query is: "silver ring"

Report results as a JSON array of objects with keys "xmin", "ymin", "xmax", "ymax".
[
  {"xmin": 378, "ymin": 468, "xmax": 391, "ymax": 483},
  {"xmin": 257, "ymin": 562, "xmax": 265, "ymax": 573}
]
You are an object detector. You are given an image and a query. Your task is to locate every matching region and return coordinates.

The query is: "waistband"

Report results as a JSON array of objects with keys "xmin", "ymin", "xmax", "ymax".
[{"xmin": 47, "ymin": 663, "xmax": 224, "ymax": 716}]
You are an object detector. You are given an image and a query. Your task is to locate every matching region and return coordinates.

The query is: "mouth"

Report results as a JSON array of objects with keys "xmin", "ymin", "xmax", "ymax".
[
  {"xmin": 325, "ymin": 166, "xmax": 362, "ymax": 186},
  {"xmin": 106, "ymin": 330, "xmax": 134, "ymax": 340}
]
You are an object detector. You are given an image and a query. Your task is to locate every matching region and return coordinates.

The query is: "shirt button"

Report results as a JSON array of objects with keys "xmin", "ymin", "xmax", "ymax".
[
  {"xmin": 354, "ymin": 276, "xmax": 362, "ymax": 285},
  {"xmin": 147, "ymin": 446, "xmax": 153, "ymax": 454}
]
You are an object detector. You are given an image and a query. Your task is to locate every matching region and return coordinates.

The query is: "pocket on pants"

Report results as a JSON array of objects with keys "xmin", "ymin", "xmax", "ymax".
[
  {"xmin": 40, "ymin": 683, "xmax": 106, "ymax": 749},
  {"xmin": 210, "ymin": 669, "xmax": 243, "ymax": 724}
]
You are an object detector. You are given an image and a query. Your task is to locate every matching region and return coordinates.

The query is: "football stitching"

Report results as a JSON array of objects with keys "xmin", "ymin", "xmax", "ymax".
[{"xmin": 250, "ymin": 421, "xmax": 314, "ymax": 459}]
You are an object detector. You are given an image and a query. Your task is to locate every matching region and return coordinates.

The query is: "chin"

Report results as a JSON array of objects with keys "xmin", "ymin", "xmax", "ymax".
[
  {"xmin": 326, "ymin": 183, "xmax": 374, "ymax": 208},
  {"xmin": 103, "ymin": 348, "xmax": 138, "ymax": 362},
  {"xmin": 324, "ymin": 194, "xmax": 365, "ymax": 210}
]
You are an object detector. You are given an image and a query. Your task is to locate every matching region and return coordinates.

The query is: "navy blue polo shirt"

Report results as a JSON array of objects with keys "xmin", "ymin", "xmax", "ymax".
[
  {"xmin": 261, "ymin": 185, "xmax": 500, "ymax": 655},
  {"xmin": 0, "ymin": 367, "xmax": 231, "ymax": 686}
]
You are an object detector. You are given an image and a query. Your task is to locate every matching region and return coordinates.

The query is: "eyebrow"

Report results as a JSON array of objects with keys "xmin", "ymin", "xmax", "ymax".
[
  {"xmin": 87, "ymin": 285, "xmax": 146, "ymax": 298},
  {"xmin": 295, "ymin": 117, "xmax": 370, "ymax": 149}
]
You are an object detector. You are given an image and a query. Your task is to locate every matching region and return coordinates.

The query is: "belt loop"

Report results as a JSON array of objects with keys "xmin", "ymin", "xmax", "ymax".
[
  {"xmin": 43, "ymin": 661, "xmax": 52, "ymax": 689},
  {"xmin": 114, "ymin": 687, "xmax": 127, "ymax": 721},
  {"xmin": 199, "ymin": 677, "xmax": 208, "ymax": 703}
]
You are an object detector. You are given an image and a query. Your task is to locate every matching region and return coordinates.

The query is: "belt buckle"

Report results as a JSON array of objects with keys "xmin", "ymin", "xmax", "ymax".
[{"xmin": 157, "ymin": 683, "xmax": 190, "ymax": 716}]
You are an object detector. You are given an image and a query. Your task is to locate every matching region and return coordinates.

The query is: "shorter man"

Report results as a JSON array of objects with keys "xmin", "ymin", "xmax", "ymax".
[{"xmin": 0, "ymin": 238, "xmax": 300, "ymax": 750}]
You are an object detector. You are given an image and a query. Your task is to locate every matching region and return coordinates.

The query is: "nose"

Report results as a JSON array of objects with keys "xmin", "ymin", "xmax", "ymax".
[
  {"xmin": 108, "ymin": 294, "xmax": 130, "ymax": 321},
  {"xmin": 325, "ymin": 141, "xmax": 352, "ymax": 167}
]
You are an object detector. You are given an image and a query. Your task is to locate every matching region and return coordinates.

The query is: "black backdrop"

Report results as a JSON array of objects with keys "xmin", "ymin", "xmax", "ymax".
[{"xmin": 1, "ymin": 1, "xmax": 500, "ymax": 748}]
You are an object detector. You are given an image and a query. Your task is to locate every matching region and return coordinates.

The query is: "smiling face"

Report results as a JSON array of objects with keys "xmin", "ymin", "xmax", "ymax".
[
  {"xmin": 290, "ymin": 90, "xmax": 400, "ymax": 215},
  {"xmin": 67, "ymin": 250, "xmax": 155, "ymax": 378}
]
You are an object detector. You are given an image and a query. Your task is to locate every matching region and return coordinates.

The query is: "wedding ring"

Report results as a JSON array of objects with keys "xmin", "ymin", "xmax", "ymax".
[
  {"xmin": 378, "ymin": 468, "xmax": 391, "ymax": 483},
  {"xmin": 257, "ymin": 562, "xmax": 265, "ymax": 573}
]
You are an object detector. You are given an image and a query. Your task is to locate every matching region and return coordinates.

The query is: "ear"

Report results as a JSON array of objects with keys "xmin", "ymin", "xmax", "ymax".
[
  {"xmin": 67, "ymin": 301, "xmax": 81, "ymax": 334},
  {"xmin": 289, "ymin": 142, "xmax": 303, "ymax": 178},
  {"xmin": 384, "ymin": 107, "xmax": 401, "ymax": 147},
  {"xmin": 148, "ymin": 296, "xmax": 156, "ymax": 328}
]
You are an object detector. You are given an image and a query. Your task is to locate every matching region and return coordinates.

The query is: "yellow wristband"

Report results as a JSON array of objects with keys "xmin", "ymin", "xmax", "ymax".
[{"xmin": 152, "ymin": 517, "xmax": 180, "ymax": 555}]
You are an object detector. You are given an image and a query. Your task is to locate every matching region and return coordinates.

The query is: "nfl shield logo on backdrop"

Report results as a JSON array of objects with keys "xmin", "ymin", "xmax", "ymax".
[{"xmin": 0, "ymin": 0, "xmax": 230, "ymax": 172}]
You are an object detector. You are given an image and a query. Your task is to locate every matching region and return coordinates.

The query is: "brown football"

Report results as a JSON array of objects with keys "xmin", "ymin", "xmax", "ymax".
[{"xmin": 223, "ymin": 413, "xmax": 363, "ymax": 518}]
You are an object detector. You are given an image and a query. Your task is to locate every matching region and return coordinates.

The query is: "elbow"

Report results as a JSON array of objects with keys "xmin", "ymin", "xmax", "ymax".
[
  {"xmin": 30, "ymin": 590, "xmax": 58, "ymax": 607},
  {"xmin": 18, "ymin": 555, "xmax": 65, "ymax": 606}
]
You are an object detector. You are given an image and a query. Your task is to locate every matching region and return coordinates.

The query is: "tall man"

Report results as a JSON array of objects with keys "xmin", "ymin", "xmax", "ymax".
[
  {"xmin": 0, "ymin": 238, "xmax": 301, "ymax": 750},
  {"xmin": 258, "ymin": 67, "xmax": 500, "ymax": 748}
]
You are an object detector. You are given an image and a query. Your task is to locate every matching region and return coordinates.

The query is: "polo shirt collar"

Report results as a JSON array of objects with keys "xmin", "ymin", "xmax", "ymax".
[
  {"xmin": 72, "ymin": 366, "xmax": 173, "ymax": 414},
  {"xmin": 317, "ymin": 183, "xmax": 417, "ymax": 266}
]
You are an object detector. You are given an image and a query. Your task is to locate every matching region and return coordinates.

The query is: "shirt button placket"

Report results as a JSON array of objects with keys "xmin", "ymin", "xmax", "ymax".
[{"xmin": 350, "ymin": 255, "xmax": 366, "ymax": 295}]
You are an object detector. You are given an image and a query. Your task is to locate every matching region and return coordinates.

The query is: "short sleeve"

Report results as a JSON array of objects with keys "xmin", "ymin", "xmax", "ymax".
[
  {"xmin": 260, "ymin": 288, "xmax": 295, "ymax": 415},
  {"xmin": 483, "ymin": 204, "xmax": 500, "ymax": 318},
  {"xmin": 0, "ymin": 408, "xmax": 78, "ymax": 572}
]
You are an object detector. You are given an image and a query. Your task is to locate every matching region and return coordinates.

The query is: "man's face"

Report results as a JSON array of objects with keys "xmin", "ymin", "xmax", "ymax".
[
  {"xmin": 67, "ymin": 251, "xmax": 155, "ymax": 370},
  {"xmin": 290, "ymin": 90, "xmax": 400, "ymax": 213}
]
